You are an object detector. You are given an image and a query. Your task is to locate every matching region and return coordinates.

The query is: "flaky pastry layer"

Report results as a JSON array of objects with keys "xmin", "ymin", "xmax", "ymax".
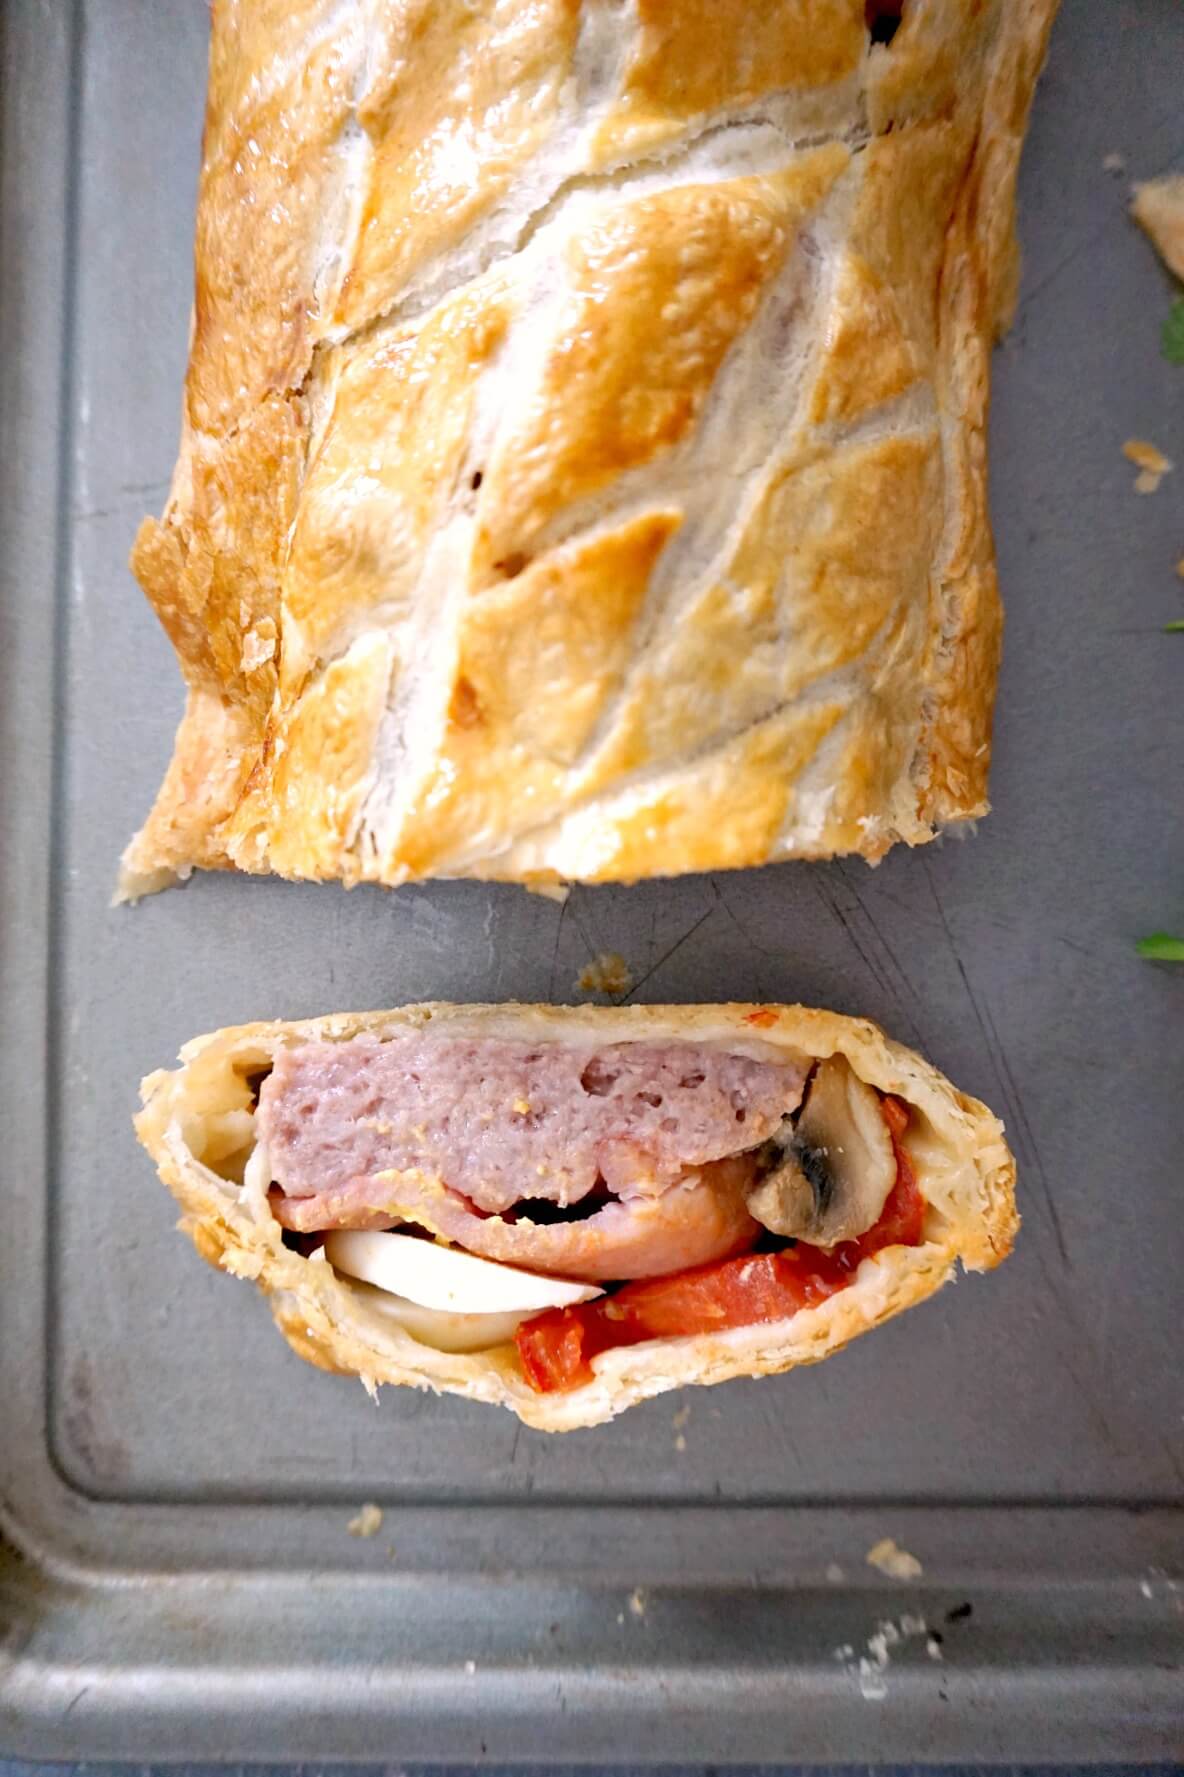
[
  {"xmin": 136, "ymin": 1001, "xmax": 1017, "ymax": 1431},
  {"xmin": 121, "ymin": 0, "xmax": 1058, "ymax": 897}
]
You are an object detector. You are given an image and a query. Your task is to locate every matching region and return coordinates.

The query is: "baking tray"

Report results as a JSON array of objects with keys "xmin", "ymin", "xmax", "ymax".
[{"xmin": 2, "ymin": 0, "xmax": 1182, "ymax": 1761}]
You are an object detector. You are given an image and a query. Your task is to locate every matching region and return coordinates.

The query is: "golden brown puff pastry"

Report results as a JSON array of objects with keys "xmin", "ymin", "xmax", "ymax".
[
  {"xmin": 1132, "ymin": 175, "xmax": 1184, "ymax": 284},
  {"xmin": 120, "ymin": 0, "xmax": 1059, "ymax": 898},
  {"xmin": 135, "ymin": 1001, "xmax": 1016, "ymax": 1431}
]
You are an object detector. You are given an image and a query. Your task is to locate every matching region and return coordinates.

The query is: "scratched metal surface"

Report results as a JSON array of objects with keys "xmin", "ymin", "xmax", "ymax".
[{"xmin": 1, "ymin": 0, "xmax": 1182, "ymax": 1762}]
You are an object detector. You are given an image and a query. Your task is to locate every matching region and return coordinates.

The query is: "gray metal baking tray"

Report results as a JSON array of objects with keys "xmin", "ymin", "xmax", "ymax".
[{"xmin": 2, "ymin": 0, "xmax": 1182, "ymax": 1761}]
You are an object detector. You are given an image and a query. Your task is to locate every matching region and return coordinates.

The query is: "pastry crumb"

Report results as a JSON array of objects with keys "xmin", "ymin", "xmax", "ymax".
[
  {"xmin": 1124, "ymin": 439, "xmax": 1172, "ymax": 473},
  {"xmin": 576, "ymin": 951, "xmax": 634, "ymax": 997},
  {"xmin": 347, "ymin": 1502, "xmax": 383, "ymax": 1538},
  {"xmin": 1123, "ymin": 439, "xmax": 1172, "ymax": 494},
  {"xmin": 1132, "ymin": 174, "xmax": 1184, "ymax": 281},
  {"xmin": 1102, "ymin": 151, "xmax": 1126, "ymax": 175},
  {"xmin": 1175, "ymin": 558, "xmax": 1184, "ymax": 580},
  {"xmin": 628, "ymin": 1587, "xmax": 648, "ymax": 1619},
  {"xmin": 674, "ymin": 1433, "xmax": 687, "ymax": 1453},
  {"xmin": 672, "ymin": 1403, "xmax": 691, "ymax": 1430},
  {"xmin": 866, "ymin": 1536, "xmax": 923, "ymax": 1579}
]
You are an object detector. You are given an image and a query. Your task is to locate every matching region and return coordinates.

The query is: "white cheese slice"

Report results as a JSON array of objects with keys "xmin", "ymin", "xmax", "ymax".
[
  {"xmin": 351, "ymin": 1286, "xmax": 533, "ymax": 1355},
  {"xmin": 323, "ymin": 1229, "xmax": 603, "ymax": 1316}
]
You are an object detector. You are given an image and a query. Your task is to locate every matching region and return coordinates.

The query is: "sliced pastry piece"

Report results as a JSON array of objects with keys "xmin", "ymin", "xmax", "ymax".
[
  {"xmin": 121, "ymin": 0, "xmax": 1059, "ymax": 898},
  {"xmin": 135, "ymin": 1002, "xmax": 1017, "ymax": 1430}
]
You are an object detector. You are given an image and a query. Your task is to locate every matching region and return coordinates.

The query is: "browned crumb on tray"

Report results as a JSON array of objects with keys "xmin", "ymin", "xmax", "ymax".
[
  {"xmin": 1123, "ymin": 438, "xmax": 1173, "ymax": 494},
  {"xmin": 1132, "ymin": 175, "xmax": 1184, "ymax": 282},
  {"xmin": 576, "ymin": 952, "xmax": 634, "ymax": 997},
  {"xmin": 866, "ymin": 1536, "xmax": 924, "ymax": 1579},
  {"xmin": 346, "ymin": 1502, "xmax": 383, "ymax": 1538}
]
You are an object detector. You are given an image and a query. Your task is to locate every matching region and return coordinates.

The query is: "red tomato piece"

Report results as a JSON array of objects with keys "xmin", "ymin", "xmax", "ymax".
[
  {"xmin": 515, "ymin": 1096, "xmax": 926, "ymax": 1393},
  {"xmin": 871, "ymin": 1095, "xmax": 924, "ymax": 1250},
  {"xmin": 516, "ymin": 1302, "xmax": 594, "ymax": 1393},
  {"xmin": 881, "ymin": 1093, "xmax": 909, "ymax": 1140}
]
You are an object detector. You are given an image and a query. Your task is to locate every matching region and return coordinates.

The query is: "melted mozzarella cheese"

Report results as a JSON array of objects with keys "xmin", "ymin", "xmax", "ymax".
[{"xmin": 324, "ymin": 1229, "xmax": 603, "ymax": 1315}]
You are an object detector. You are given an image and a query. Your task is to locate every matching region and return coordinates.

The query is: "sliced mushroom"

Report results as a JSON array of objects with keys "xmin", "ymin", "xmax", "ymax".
[{"xmin": 747, "ymin": 1054, "xmax": 896, "ymax": 1248}]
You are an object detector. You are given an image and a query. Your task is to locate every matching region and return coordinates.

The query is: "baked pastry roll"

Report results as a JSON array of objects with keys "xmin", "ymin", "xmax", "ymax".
[
  {"xmin": 136, "ymin": 1002, "xmax": 1017, "ymax": 1430},
  {"xmin": 121, "ymin": 0, "xmax": 1058, "ymax": 897}
]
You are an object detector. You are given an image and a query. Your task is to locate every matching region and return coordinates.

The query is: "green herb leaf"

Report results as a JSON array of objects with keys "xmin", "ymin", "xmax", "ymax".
[
  {"xmin": 1165, "ymin": 620, "xmax": 1184, "ymax": 632},
  {"xmin": 1136, "ymin": 932, "xmax": 1184, "ymax": 961},
  {"xmin": 1163, "ymin": 299, "xmax": 1184, "ymax": 365}
]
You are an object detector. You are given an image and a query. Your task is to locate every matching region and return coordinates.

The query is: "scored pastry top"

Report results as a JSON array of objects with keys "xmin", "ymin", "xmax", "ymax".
[{"xmin": 123, "ymin": 0, "xmax": 1059, "ymax": 896}]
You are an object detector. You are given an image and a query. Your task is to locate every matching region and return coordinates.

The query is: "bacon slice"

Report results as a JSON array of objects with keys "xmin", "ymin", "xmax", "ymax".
[{"xmin": 270, "ymin": 1154, "xmax": 761, "ymax": 1283}]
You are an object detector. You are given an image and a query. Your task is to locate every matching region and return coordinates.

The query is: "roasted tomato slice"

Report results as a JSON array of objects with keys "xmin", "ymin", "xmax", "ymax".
[{"xmin": 516, "ymin": 1095, "xmax": 925, "ymax": 1393}]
